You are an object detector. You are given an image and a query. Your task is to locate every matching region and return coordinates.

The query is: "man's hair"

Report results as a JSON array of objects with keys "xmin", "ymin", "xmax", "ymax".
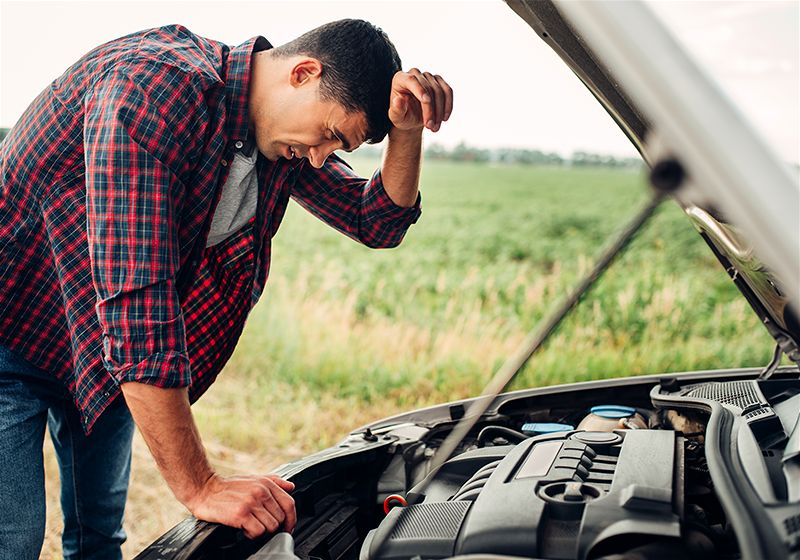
[{"xmin": 272, "ymin": 19, "xmax": 402, "ymax": 144}]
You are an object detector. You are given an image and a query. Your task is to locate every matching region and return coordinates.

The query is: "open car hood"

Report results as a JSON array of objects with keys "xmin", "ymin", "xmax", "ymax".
[{"xmin": 505, "ymin": 0, "xmax": 800, "ymax": 363}]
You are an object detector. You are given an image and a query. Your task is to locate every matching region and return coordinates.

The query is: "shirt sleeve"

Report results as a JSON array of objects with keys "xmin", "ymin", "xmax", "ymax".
[
  {"xmin": 290, "ymin": 154, "xmax": 422, "ymax": 248},
  {"xmin": 83, "ymin": 66, "xmax": 198, "ymax": 388}
]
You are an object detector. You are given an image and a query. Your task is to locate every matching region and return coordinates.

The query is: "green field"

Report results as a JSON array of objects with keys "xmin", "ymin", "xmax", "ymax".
[{"xmin": 190, "ymin": 154, "xmax": 774, "ymax": 454}]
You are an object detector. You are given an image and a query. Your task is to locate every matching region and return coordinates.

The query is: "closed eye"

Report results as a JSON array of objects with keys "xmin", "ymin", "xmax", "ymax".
[{"xmin": 332, "ymin": 127, "xmax": 353, "ymax": 152}]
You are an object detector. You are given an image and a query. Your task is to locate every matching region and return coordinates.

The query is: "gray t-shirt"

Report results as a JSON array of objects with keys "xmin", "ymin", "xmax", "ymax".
[{"xmin": 205, "ymin": 144, "xmax": 259, "ymax": 247}]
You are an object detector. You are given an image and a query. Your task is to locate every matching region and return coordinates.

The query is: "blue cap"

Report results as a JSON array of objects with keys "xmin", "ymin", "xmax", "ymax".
[
  {"xmin": 521, "ymin": 422, "xmax": 575, "ymax": 435},
  {"xmin": 590, "ymin": 405, "xmax": 636, "ymax": 419}
]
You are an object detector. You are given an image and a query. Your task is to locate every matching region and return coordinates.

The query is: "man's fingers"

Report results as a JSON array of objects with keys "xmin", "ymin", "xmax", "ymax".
[
  {"xmin": 252, "ymin": 502, "xmax": 282, "ymax": 535},
  {"xmin": 264, "ymin": 478, "xmax": 296, "ymax": 532},
  {"xmin": 403, "ymin": 69, "xmax": 436, "ymax": 129},
  {"xmin": 415, "ymin": 69, "xmax": 440, "ymax": 127},
  {"xmin": 424, "ymin": 71, "xmax": 444, "ymax": 130},
  {"xmin": 253, "ymin": 482, "xmax": 286, "ymax": 526},
  {"xmin": 434, "ymin": 74, "xmax": 454, "ymax": 121},
  {"xmin": 399, "ymin": 69, "xmax": 452, "ymax": 131},
  {"xmin": 261, "ymin": 476, "xmax": 296, "ymax": 532},
  {"xmin": 241, "ymin": 513, "xmax": 269, "ymax": 540},
  {"xmin": 267, "ymin": 475, "xmax": 295, "ymax": 492},
  {"xmin": 417, "ymin": 73, "xmax": 439, "ymax": 129},
  {"xmin": 275, "ymin": 487, "xmax": 297, "ymax": 532}
]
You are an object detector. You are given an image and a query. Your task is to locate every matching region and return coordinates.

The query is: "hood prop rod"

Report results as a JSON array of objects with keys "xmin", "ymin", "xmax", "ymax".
[
  {"xmin": 373, "ymin": 190, "xmax": 665, "ymax": 557},
  {"xmin": 426, "ymin": 191, "xmax": 665, "ymax": 473},
  {"xmin": 758, "ymin": 343, "xmax": 783, "ymax": 380}
]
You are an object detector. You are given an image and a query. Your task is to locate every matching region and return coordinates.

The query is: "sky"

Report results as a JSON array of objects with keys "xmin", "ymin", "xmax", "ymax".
[{"xmin": 0, "ymin": 0, "xmax": 797, "ymax": 161}]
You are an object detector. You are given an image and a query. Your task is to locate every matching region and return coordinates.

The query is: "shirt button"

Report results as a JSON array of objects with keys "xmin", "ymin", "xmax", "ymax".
[
  {"xmin": 234, "ymin": 140, "xmax": 244, "ymax": 149},
  {"xmin": 221, "ymin": 159, "xmax": 228, "ymax": 167}
]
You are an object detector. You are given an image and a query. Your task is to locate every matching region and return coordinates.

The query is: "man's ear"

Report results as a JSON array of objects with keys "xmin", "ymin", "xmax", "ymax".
[{"xmin": 289, "ymin": 58, "xmax": 323, "ymax": 88}]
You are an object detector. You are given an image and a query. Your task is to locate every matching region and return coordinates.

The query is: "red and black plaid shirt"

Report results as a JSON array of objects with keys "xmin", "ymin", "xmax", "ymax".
[{"xmin": 0, "ymin": 24, "xmax": 420, "ymax": 433}]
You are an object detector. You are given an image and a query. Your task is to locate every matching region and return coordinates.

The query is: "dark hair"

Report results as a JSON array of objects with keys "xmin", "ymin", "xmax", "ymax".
[{"xmin": 272, "ymin": 19, "xmax": 402, "ymax": 144}]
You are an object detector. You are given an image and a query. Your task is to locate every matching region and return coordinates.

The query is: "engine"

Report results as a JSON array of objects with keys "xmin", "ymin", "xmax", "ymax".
[{"xmin": 361, "ymin": 428, "xmax": 688, "ymax": 560}]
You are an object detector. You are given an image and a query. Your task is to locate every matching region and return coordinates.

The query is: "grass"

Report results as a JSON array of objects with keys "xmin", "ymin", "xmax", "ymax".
[
  {"xmin": 195, "ymin": 153, "xmax": 773, "ymax": 454},
  {"xmin": 41, "ymin": 156, "xmax": 774, "ymax": 557}
]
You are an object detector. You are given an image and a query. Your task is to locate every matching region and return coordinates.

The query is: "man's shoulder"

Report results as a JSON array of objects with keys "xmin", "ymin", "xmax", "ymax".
[
  {"xmin": 119, "ymin": 24, "xmax": 226, "ymax": 86},
  {"xmin": 65, "ymin": 24, "xmax": 226, "ymax": 94}
]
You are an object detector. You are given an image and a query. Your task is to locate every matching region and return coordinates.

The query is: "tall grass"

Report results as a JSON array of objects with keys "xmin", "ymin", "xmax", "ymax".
[{"xmin": 193, "ymin": 155, "xmax": 772, "ymax": 453}]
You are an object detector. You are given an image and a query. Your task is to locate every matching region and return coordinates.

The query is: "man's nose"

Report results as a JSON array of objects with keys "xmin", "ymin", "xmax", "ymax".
[{"xmin": 307, "ymin": 143, "xmax": 336, "ymax": 169}]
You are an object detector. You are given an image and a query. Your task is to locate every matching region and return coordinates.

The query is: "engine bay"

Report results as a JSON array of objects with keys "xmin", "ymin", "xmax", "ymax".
[
  {"xmin": 356, "ymin": 399, "xmax": 725, "ymax": 560},
  {"xmin": 301, "ymin": 375, "xmax": 799, "ymax": 560}
]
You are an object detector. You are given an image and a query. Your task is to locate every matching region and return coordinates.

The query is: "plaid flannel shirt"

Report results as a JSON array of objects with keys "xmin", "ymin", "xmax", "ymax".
[{"xmin": 0, "ymin": 24, "xmax": 420, "ymax": 433}]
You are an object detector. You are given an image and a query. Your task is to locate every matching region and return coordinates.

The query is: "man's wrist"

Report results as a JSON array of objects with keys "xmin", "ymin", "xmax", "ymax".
[
  {"xmin": 181, "ymin": 469, "xmax": 216, "ymax": 511},
  {"xmin": 388, "ymin": 125, "xmax": 423, "ymax": 142}
]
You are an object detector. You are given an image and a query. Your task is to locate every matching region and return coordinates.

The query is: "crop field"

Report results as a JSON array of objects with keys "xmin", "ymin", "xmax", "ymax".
[{"xmin": 41, "ymin": 155, "xmax": 775, "ymax": 556}]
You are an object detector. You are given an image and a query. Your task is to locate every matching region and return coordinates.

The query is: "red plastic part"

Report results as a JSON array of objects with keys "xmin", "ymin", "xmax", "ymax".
[{"xmin": 383, "ymin": 494, "xmax": 408, "ymax": 514}]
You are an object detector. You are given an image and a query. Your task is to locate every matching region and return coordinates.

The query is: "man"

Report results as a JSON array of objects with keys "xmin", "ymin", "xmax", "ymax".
[{"xmin": 0, "ymin": 19, "xmax": 452, "ymax": 558}]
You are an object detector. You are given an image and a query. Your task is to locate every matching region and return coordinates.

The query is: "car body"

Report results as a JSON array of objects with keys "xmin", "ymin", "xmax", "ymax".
[{"xmin": 136, "ymin": 1, "xmax": 800, "ymax": 559}]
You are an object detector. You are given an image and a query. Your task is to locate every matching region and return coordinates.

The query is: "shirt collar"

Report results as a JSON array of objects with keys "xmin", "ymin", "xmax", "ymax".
[{"xmin": 224, "ymin": 35, "xmax": 272, "ymax": 147}]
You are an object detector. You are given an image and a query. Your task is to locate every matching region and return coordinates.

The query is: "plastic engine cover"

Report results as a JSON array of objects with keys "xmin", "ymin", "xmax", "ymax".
[{"xmin": 362, "ymin": 429, "xmax": 683, "ymax": 560}]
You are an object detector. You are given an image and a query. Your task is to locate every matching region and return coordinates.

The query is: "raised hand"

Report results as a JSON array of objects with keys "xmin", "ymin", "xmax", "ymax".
[{"xmin": 388, "ymin": 69, "xmax": 453, "ymax": 133}]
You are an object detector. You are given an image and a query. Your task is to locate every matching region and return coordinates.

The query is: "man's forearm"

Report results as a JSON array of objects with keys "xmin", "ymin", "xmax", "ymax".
[
  {"xmin": 380, "ymin": 67, "xmax": 451, "ymax": 206},
  {"xmin": 120, "ymin": 381, "xmax": 297, "ymax": 537},
  {"xmin": 120, "ymin": 382, "xmax": 213, "ymax": 505},
  {"xmin": 381, "ymin": 126, "xmax": 423, "ymax": 208}
]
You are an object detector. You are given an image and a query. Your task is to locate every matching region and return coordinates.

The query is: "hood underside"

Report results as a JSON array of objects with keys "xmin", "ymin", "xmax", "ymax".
[{"xmin": 505, "ymin": 0, "xmax": 800, "ymax": 363}]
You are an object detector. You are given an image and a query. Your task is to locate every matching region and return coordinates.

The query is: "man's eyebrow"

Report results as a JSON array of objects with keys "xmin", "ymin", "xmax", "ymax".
[{"xmin": 333, "ymin": 127, "xmax": 353, "ymax": 152}]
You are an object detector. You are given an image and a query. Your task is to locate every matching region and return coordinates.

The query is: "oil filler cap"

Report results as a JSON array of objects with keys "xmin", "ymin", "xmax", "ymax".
[
  {"xmin": 539, "ymin": 481, "xmax": 602, "ymax": 504},
  {"xmin": 570, "ymin": 431, "xmax": 623, "ymax": 445}
]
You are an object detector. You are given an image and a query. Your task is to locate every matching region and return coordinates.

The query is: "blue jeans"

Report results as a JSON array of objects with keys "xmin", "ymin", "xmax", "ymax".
[{"xmin": 0, "ymin": 344, "xmax": 134, "ymax": 560}]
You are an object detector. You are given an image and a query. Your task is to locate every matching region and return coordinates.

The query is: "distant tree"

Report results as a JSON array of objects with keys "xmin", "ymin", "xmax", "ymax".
[
  {"xmin": 424, "ymin": 143, "xmax": 450, "ymax": 160},
  {"xmin": 569, "ymin": 150, "xmax": 641, "ymax": 168},
  {"xmin": 356, "ymin": 138, "xmax": 639, "ymax": 169},
  {"xmin": 451, "ymin": 142, "xmax": 490, "ymax": 163}
]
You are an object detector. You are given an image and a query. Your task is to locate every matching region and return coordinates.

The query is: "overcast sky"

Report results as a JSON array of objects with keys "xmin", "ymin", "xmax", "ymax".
[{"xmin": 1, "ymin": 0, "xmax": 797, "ymax": 161}]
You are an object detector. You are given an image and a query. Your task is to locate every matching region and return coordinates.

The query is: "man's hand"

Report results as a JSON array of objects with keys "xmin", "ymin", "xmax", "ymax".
[
  {"xmin": 120, "ymin": 382, "xmax": 297, "ymax": 539},
  {"xmin": 380, "ymin": 69, "xmax": 454, "ymax": 207},
  {"xmin": 187, "ymin": 473, "xmax": 297, "ymax": 538},
  {"xmin": 388, "ymin": 69, "xmax": 453, "ymax": 133}
]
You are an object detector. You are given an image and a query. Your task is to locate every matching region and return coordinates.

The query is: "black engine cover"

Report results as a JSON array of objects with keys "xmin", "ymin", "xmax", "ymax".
[{"xmin": 362, "ymin": 429, "xmax": 683, "ymax": 560}]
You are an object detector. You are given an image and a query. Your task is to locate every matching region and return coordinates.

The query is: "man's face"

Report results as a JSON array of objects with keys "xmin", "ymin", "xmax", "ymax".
[{"xmin": 250, "ymin": 71, "xmax": 369, "ymax": 169}]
